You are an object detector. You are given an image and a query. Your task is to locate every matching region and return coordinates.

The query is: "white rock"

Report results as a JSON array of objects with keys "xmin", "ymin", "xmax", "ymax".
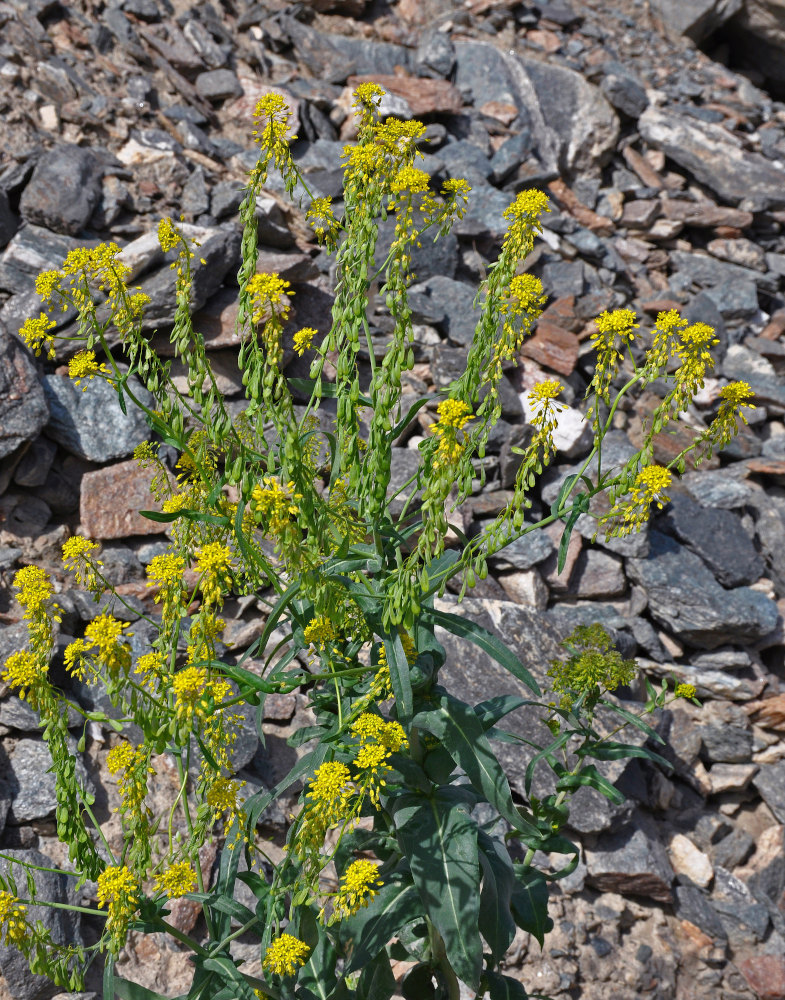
[
  {"xmin": 497, "ymin": 568, "xmax": 548, "ymax": 609},
  {"xmin": 668, "ymin": 833, "xmax": 713, "ymax": 888},
  {"xmin": 520, "ymin": 394, "xmax": 592, "ymax": 458}
]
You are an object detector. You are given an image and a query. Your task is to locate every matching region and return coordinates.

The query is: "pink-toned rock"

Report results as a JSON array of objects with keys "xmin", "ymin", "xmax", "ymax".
[
  {"xmin": 346, "ymin": 74, "xmax": 463, "ymax": 117},
  {"xmin": 80, "ymin": 460, "xmax": 171, "ymax": 539},
  {"xmin": 521, "ymin": 320, "xmax": 580, "ymax": 376},
  {"xmin": 737, "ymin": 956, "xmax": 785, "ymax": 1000},
  {"xmin": 264, "ymin": 692, "xmax": 297, "ymax": 722}
]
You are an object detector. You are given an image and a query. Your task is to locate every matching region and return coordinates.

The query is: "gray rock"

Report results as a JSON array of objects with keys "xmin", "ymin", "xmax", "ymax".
[
  {"xmin": 658, "ymin": 492, "xmax": 764, "ymax": 588},
  {"xmin": 0, "ymin": 189, "xmax": 18, "ymax": 250},
  {"xmin": 689, "ymin": 647, "xmax": 750, "ymax": 671},
  {"xmin": 211, "ymin": 179, "xmax": 244, "ymax": 219},
  {"xmin": 670, "ymin": 249, "xmax": 776, "ymax": 293},
  {"xmin": 42, "ymin": 372, "xmax": 151, "ymax": 462},
  {"xmin": 415, "ymin": 30, "xmax": 455, "ymax": 79},
  {"xmin": 0, "ymin": 694, "xmax": 81, "ymax": 732},
  {"xmin": 98, "ymin": 544, "xmax": 144, "ymax": 585},
  {"xmin": 565, "ymin": 548, "xmax": 626, "ymax": 599},
  {"xmin": 13, "ymin": 436, "xmax": 57, "ymax": 488},
  {"xmin": 489, "ymin": 528, "xmax": 554, "ymax": 571},
  {"xmin": 453, "ymin": 183, "xmax": 519, "ymax": 241},
  {"xmin": 0, "ymin": 328, "xmax": 49, "ymax": 460},
  {"xmin": 490, "ymin": 131, "xmax": 534, "ymax": 185},
  {"xmin": 7, "ymin": 738, "xmax": 91, "ymax": 823},
  {"xmin": 650, "ymin": 0, "xmax": 742, "ymax": 42},
  {"xmin": 702, "ymin": 279, "xmax": 759, "ymax": 321},
  {"xmin": 283, "ymin": 16, "xmax": 411, "ymax": 81},
  {"xmin": 639, "ymin": 107, "xmax": 785, "ymax": 210},
  {"xmin": 0, "ymin": 849, "xmax": 84, "ymax": 1000},
  {"xmin": 195, "ymin": 68, "xmax": 243, "ymax": 102},
  {"xmin": 135, "ymin": 225, "xmax": 241, "ymax": 333},
  {"xmin": 711, "ymin": 866, "xmax": 770, "ymax": 945},
  {"xmin": 747, "ymin": 491, "xmax": 785, "ymax": 594},
  {"xmin": 410, "ymin": 276, "xmax": 477, "ymax": 346},
  {"xmin": 0, "ymin": 224, "xmax": 95, "ymax": 297},
  {"xmin": 673, "ymin": 884, "xmax": 727, "ymax": 941},
  {"xmin": 181, "ymin": 166, "xmax": 210, "ymax": 216},
  {"xmin": 600, "ymin": 69, "xmax": 648, "ymax": 118},
  {"xmin": 711, "ymin": 828, "xmax": 754, "ymax": 870},
  {"xmin": 752, "ymin": 760, "xmax": 785, "ymax": 823},
  {"xmin": 698, "ymin": 706, "xmax": 753, "ymax": 764},
  {"xmin": 438, "ymin": 140, "xmax": 494, "ymax": 186},
  {"xmin": 723, "ymin": 344, "xmax": 785, "ymax": 412},
  {"xmin": 681, "ymin": 470, "xmax": 753, "ymax": 509},
  {"xmin": 626, "ymin": 531, "xmax": 778, "ymax": 649},
  {"xmin": 437, "ymin": 598, "xmax": 636, "ymax": 833},
  {"xmin": 19, "ymin": 145, "xmax": 103, "ymax": 236},
  {"xmin": 585, "ymin": 812, "xmax": 674, "ymax": 902}
]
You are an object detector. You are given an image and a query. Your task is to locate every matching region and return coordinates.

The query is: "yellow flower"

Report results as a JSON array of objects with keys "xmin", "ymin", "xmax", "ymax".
[
  {"xmin": 84, "ymin": 614, "xmax": 132, "ymax": 678},
  {"xmin": 262, "ymin": 933, "xmax": 310, "ymax": 978},
  {"xmin": 593, "ymin": 308, "xmax": 638, "ymax": 347},
  {"xmin": 355, "ymin": 743, "xmax": 391, "ymax": 805},
  {"xmin": 390, "ymin": 166, "xmax": 430, "ymax": 195},
  {"xmin": 154, "ymin": 862, "xmax": 197, "ymax": 898},
  {"xmin": 194, "ymin": 542, "xmax": 233, "ymax": 607},
  {"xmin": 293, "ymin": 327, "xmax": 317, "ymax": 356},
  {"xmin": 251, "ymin": 477, "xmax": 301, "ymax": 536},
  {"xmin": 306, "ymin": 198, "xmax": 339, "ymax": 244},
  {"xmin": 630, "ymin": 465, "xmax": 672, "ymax": 508},
  {"xmin": 304, "ymin": 615, "xmax": 337, "ymax": 650},
  {"xmin": 13, "ymin": 565, "xmax": 55, "ymax": 619},
  {"xmin": 332, "ymin": 860, "xmax": 382, "ymax": 921},
  {"xmin": 146, "ymin": 552, "xmax": 186, "ymax": 587},
  {"xmin": 18, "ymin": 312, "xmax": 57, "ymax": 359},
  {"xmin": 353, "ymin": 82, "xmax": 385, "ymax": 109},
  {"xmin": 62, "ymin": 534, "xmax": 103, "ymax": 591},
  {"xmin": 435, "ymin": 398, "xmax": 472, "ymax": 431},
  {"xmin": 503, "ymin": 189, "xmax": 550, "ymax": 225},
  {"xmin": 35, "ymin": 269, "xmax": 62, "ymax": 304},
  {"xmin": 442, "ymin": 177, "xmax": 471, "ymax": 200},
  {"xmin": 206, "ymin": 775, "xmax": 247, "ymax": 835},
  {"xmin": 247, "ymin": 272, "xmax": 293, "ymax": 324},
  {"xmin": 675, "ymin": 683, "xmax": 697, "ymax": 700},
  {"xmin": 2, "ymin": 651, "xmax": 46, "ymax": 700},
  {"xmin": 97, "ymin": 865, "xmax": 139, "ymax": 953},
  {"xmin": 157, "ymin": 217, "xmax": 181, "ymax": 253},
  {"xmin": 0, "ymin": 891, "xmax": 29, "ymax": 948},
  {"xmin": 526, "ymin": 380, "xmax": 566, "ymax": 432},
  {"xmin": 68, "ymin": 350, "xmax": 109, "ymax": 390}
]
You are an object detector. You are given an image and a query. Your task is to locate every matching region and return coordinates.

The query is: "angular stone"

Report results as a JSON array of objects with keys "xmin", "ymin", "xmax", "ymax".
[
  {"xmin": 710, "ymin": 827, "xmax": 754, "ymax": 869},
  {"xmin": 708, "ymin": 764, "xmax": 759, "ymax": 795},
  {"xmin": 0, "ymin": 224, "xmax": 96, "ymax": 297},
  {"xmin": 711, "ymin": 866, "xmax": 770, "ymax": 944},
  {"xmin": 699, "ymin": 703, "xmax": 753, "ymax": 763},
  {"xmin": 19, "ymin": 144, "xmax": 103, "ymax": 236},
  {"xmin": 585, "ymin": 813, "xmax": 674, "ymax": 902},
  {"xmin": 79, "ymin": 459, "xmax": 171, "ymax": 539},
  {"xmin": 753, "ymin": 760, "xmax": 785, "ymax": 823},
  {"xmin": 650, "ymin": 0, "xmax": 742, "ymax": 42},
  {"xmin": 521, "ymin": 320, "xmax": 579, "ymax": 376},
  {"xmin": 737, "ymin": 956, "xmax": 785, "ymax": 1000},
  {"xmin": 600, "ymin": 70, "xmax": 648, "ymax": 118},
  {"xmin": 748, "ymin": 694, "xmax": 785, "ymax": 733},
  {"xmin": 673, "ymin": 884, "xmax": 727, "ymax": 941},
  {"xmin": 626, "ymin": 532, "xmax": 779, "ymax": 649},
  {"xmin": 658, "ymin": 492, "xmax": 764, "ymax": 588},
  {"xmin": 0, "ymin": 849, "xmax": 84, "ymax": 1000},
  {"xmin": 681, "ymin": 470, "xmax": 753, "ymax": 509},
  {"xmin": 347, "ymin": 74, "xmax": 462, "ymax": 117},
  {"xmin": 660, "ymin": 198, "xmax": 753, "ymax": 229},
  {"xmin": 496, "ymin": 568, "xmax": 548, "ymax": 609},
  {"xmin": 7, "ymin": 738, "xmax": 91, "ymax": 822},
  {"xmin": 639, "ymin": 107, "xmax": 785, "ymax": 210},
  {"xmin": 736, "ymin": 825, "xmax": 785, "ymax": 908},
  {"xmin": 0, "ymin": 189, "xmax": 18, "ymax": 250},
  {"xmin": 195, "ymin": 68, "xmax": 243, "ymax": 102},
  {"xmin": 621, "ymin": 199, "xmax": 661, "ymax": 229},
  {"xmin": 0, "ymin": 328, "xmax": 49, "ymax": 460},
  {"xmin": 669, "ymin": 833, "xmax": 713, "ymax": 888},
  {"xmin": 409, "ymin": 276, "xmax": 478, "ymax": 346},
  {"xmin": 43, "ymin": 373, "xmax": 151, "ymax": 462},
  {"xmin": 565, "ymin": 548, "xmax": 626, "ymax": 599},
  {"xmin": 489, "ymin": 529, "xmax": 554, "ymax": 571}
]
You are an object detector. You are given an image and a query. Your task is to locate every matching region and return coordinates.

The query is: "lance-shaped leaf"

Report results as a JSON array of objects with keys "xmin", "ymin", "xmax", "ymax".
[
  {"xmin": 392, "ymin": 788, "xmax": 483, "ymax": 990},
  {"xmin": 478, "ymin": 831, "xmax": 516, "ymax": 966},
  {"xmin": 413, "ymin": 690, "xmax": 540, "ymax": 838},
  {"xmin": 343, "ymin": 880, "xmax": 422, "ymax": 973},
  {"xmin": 510, "ymin": 868, "xmax": 552, "ymax": 948}
]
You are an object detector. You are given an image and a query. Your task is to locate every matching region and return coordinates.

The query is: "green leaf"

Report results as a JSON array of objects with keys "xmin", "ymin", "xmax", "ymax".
[
  {"xmin": 555, "ymin": 763, "xmax": 625, "ymax": 805},
  {"xmin": 103, "ymin": 954, "xmax": 115, "ymax": 1000},
  {"xmin": 112, "ymin": 977, "xmax": 181, "ymax": 1000},
  {"xmin": 288, "ymin": 377, "xmax": 372, "ymax": 407},
  {"xmin": 413, "ymin": 691, "xmax": 539, "ymax": 838},
  {"xmin": 485, "ymin": 971, "xmax": 530, "ymax": 1000},
  {"xmin": 389, "ymin": 396, "xmax": 433, "ymax": 442},
  {"xmin": 421, "ymin": 607, "xmax": 540, "ymax": 696},
  {"xmin": 510, "ymin": 869, "xmax": 552, "ymax": 948},
  {"xmin": 357, "ymin": 949, "xmax": 397, "ymax": 1000},
  {"xmin": 139, "ymin": 508, "xmax": 229, "ymax": 526},
  {"xmin": 474, "ymin": 695, "xmax": 528, "ymax": 731},
  {"xmin": 550, "ymin": 473, "xmax": 579, "ymax": 519},
  {"xmin": 245, "ymin": 744, "xmax": 328, "ymax": 829},
  {"xmin": 298, "ymin": 913, "xmax": 338, "ymax": 1000},
  {"xmin": 523, "ymin": 731, "xmax": 572, "ymax": 799},
  {"xmin": 579, "ymin": 740, "xmax": 671, "ymax": 771},
  {"xmin": 556, "ymin": 494, "xmax": 589, "ymax": 575},
  {"xmin": 343, "ymin": 880, "xmax": 422, "ymax": 973},
  {"xmin": 601, "ymin": 701, "xmax": 664, "ymax": 743},
  {"xmin": 392, "ymin": 788, "xmax": 483, "ymax": 990},
  {"xmin": 400, "ymin": 964, "xmax": 438, "ymax": 1000},
  {"xmin": 199, "ymin": 957, "xmax": 257, "ymax": 1000},
  {"xmin": 478, "ymin": 832, "xmax": 516, "ymax": 966},
  {"xmin": 384, "ymin": 632, "xmax": 413, "ymax": 726}
]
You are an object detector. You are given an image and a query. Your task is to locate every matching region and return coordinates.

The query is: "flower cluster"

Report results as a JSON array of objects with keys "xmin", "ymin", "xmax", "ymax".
[
  {"xmin": 154, "ymin": 862, "xmax": 197, "ymax": 898},
  {"xmin": 432, "ymin": 398, "xmax": 473, "ymax": 468},
  {"xmin": 205, "ymin": 775, "xmax": 247, "ymax": 837},
  {"xmin": 262, "ymin": 933, "xmax": 310, "ymax": 978},
  {"xmin": 247, "ymin": 272, "xmax": 293, "ymax": 325},
  {"xmin": 146, "ymin": 551, "xmax": 187, "ymax": 627},
  {"xmin": 548, "ymin": 624, "xmax": 638, "ymax": 710},
  {"xmin": 2, "ymin": 651, "xmax": 46, "ymax": 702},
  {"xmin": 352, "ymin": 713, "xmax": 407, "ymax": 805},
  {"xmin": 107, "ymin": 742, "xmax": 153, "ymax": 817},
  {"xmin": 598, "ymin": 464, "xmax": 672, "ymax": 539},
  {"xmin": 64, "ymin": 614, "xmax": 132, "ymax": 683},
  {"xmin": 331, "ymin": 859, "xmax": 382, "ymax": 922},
  {"xmin": 172, "ymin": 666, "xmax": 230, "ymax": 726},
  {"xmin": 13, "ymin": 565, "xmax": 60, "ymax": 649},
  {"xmin": 194, "ymin": 542, "xmax": 233, "ymax": 608},
  {"xmin": 18, "ymin": 312, "xmax": 57, "ymax": 358},
  {"xmin": 293, "ymin": 326, "xmax": 316, "ymax": 356},
  {"xmin": 62, "ymin": 535, "xmax": 103, "ymax": 592},
  {"xmin": 96, "ymin": 865, "xmax": 140, "ymax": 954},
  {"xmin": 0, "ymin": 891, "xmax": 29, "ymax": 949},
  {"xmin": 304, "ymin": 615, "xmax": 337, "ymax": 650},
  {"xmin": 68, "ymin": 350, "xmax": 109, "ymax": 390},
  {"xmin": 306, "ymin": 197, "xmax": 339, "ymax": 247},
  {"xmin": 251, "ymin": 477, "xmax": 302, "ymax": 536}
]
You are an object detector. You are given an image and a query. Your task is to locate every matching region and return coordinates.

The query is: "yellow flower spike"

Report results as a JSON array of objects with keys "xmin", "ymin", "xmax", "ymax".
[
  {"xmin": 304, "ymin": 615, "xmax": 337, "ymax": 650},
  {"xmin": 247, "ymin": 272, "xmax": 293, "ymax": 325},
  {"xmin": 84, "ymin": 614, "xmax": 132, "ymax": 678},
  {"xmin": 34, "ymin": 269, "xmax": 62, "ymax": 304},
  {"xmin": 157, "ymin": 217, "xmax": 181, "ymax": 253},
  {"xmin": 154, "ymin": 862, "xmax": 197, "ymax": 899},
  {"xmin": 293, "ymin": 327, "xmax": 317, "ymax": 356},
  {"xmin": 262, "ymin": 933, "xmax": 310, "ymax": 978},
  {"xmin": 390, "ymin": 166, "xmax": 430, "ymax": 195},
  {"xmin": 331, "ymin": 859, "xmax": 383, "ymax": 921},
  {"xmin": 19, "ymin": 313, "xmax": 57, "ymax": 358},
  {"xmin": 630, "ymin": 465, "xmax": 672, "ymax": 509},
  {"xmin": 305, "ymin": 197, "xmax": 339, "ymax": 245},
  {"xmin": 2, "ymin": 651, "xmax": 46, "ymax": 700},
  {"xmin": 675, "ymin": 683, "xmax": 697, "ymax": 700},
  {"xmin": 97, "ymin": 865, "xmax": 140, "ymax": 953},
  {"xmin": 0, "ymin": 891, "xmax": 29, "ymax": 948},
  {"xmin": 68, "ymin": 350, "xmax": 109, "ymax": 391}
]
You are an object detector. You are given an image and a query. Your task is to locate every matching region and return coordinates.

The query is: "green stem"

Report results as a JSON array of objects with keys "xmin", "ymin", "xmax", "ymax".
[{"xmin": 429, "ymin": 920, "xmax": 461, "ymax": 1000}]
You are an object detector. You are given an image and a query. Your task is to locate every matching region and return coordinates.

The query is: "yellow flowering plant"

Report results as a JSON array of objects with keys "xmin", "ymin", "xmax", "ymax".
[{"xmin": 0, "ymin": 83, "xmax": 743, "ymax": 999}]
